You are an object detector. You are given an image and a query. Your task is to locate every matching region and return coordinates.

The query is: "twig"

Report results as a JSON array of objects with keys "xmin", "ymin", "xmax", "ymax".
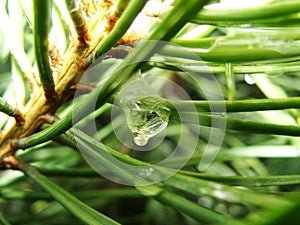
[
  {"xmin": 0, "ymin": 97, "xmax": 24, "ymax": 125},
  {"xmin": 66, "ymin": 0, "xmax": 90, "ymax": 46}
]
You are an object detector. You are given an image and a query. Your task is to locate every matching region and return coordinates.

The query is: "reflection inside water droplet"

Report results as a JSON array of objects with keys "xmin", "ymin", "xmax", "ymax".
[
  {"xmin": 244, "ymin": 74, "xmax": 256, "ymax": 85},
  {"xmin": 127, "ymin": 102, "xmax": 169, "ymax": 146}
]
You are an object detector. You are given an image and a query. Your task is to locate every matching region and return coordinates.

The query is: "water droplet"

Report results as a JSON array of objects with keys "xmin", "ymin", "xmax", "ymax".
[
  {"xmin": 255, "ymin": 181, "xmax": 262, "ymax": 187},
  {"xmin": 134, "ymin": 166, "xmax": 163, "ymax": 186},
  {"xmin": 125, "ymin": 99, "xmax": 170, "ymax": 146},
  {"xmin": 116, "ymin": 77, "xmax": 170, "ymax": 146},
  {"xmin": 138, "ymin": 167, "xmax": 155, "ymax": 177}
]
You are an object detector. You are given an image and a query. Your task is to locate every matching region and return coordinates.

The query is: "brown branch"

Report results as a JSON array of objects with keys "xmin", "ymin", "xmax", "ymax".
[
  {"xmin": 0, "ymin": 0, "xmax": 128, "ymax": 167},
  {"xmin": 12, "ymin": 108, "xmax": 25, "ymax": 126},
  {"xmin": 66, "ymin": 0, "xmax": 90, "ymax": 46},
  {"xmin": 1, "ymin": 155, "xmax": 23, "ymax": 170},
  {"xmin": 0, "ymin": 42, "xmax": 91, "ymax": 165}
]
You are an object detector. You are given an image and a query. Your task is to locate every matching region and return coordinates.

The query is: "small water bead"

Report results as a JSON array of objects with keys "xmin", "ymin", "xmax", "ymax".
[
  {"xmin": 126, "ymin": 99, "xmax": 170, "ymax": 146},
  {"xmin": 116, "ymin": 77, "xmax": 171, "ymax": 146}
]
